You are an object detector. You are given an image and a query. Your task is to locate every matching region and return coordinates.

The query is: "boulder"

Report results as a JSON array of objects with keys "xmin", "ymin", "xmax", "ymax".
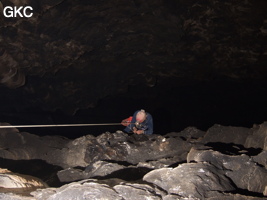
[
  {"xmin": 0, "ymin": 125, "xmax": 70, "ymax": 168},
  {"xmin": 85, "ymin": 131, "xmax": 193, "ymax": 165},
  {"xmin": 114, "ymin": 183, "xmax": 161, "ymax": 200},
  {"xmin": 143, "ymin": 162, "xmax": 235, "ymax": 199},
  {"xmin": 32, "ymin": 180, "xmax": 123, "ymax": 200},
  {"xmin": 57, "ymin": 160, "xmax": 126, "ymax": 182},
  {"xmin": 202, "ymin": 124, "xmax": 251, "ymax": 145},
  {"xmin": 0, "ymin": 168, "xmax": 47, "ymax": 189},
  {"xmin": 252, "ymin": 151, "xmax": 267, "ymax": 169},
  {"xmin": 187, "ymin": 148, "xmax": 267, "ymax": 195},
  {"xmin": 245, "ymin": 122, "xmax": 267, "ymax": 150},
  {"xmin": 0, "ymin": 193, "xmax": 35, "ymax": 200}
]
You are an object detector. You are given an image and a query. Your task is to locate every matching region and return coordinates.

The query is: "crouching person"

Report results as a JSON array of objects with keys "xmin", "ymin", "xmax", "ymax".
[{"xmin": 121, "ymin": 109, "xmax": 153, "ymax": 135}]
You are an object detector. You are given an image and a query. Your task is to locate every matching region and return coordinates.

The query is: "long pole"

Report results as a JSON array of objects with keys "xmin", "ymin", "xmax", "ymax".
[{"xmin": 0, "ymin": 123, "xmax": 123, "ymax": 128}]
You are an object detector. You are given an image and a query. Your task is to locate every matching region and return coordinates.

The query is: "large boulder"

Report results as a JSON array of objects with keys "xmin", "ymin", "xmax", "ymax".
[
  {"xmin": 113, "ymin": 183, "xmax": 162, "ymax": 200},
  {"xmin": 84, "ymin": 131, "xmax": 194, "ymax": 165},
  {"xmin": 201, "ymin": 124, "xmax": 251, "ymax": 145},
  {"xmin": 245, "ymin": 122, "xmax": 267, "ymax": 150},
  {"xmin": 0, "ymin": 168, "xmax": 47, "ymax": 189},
  {"xmin": 252, "ymin": 151, "xmax": 267, "ymax": 169},
  {"xmin": 0, "ymin": 124, "xmax": 70, "ymax": 168},
  {"xmin": 143, "ymin": 162, "xmax": 235, "ymax": 199},
  {"xmin": 32, "ymin": 180, "xmax": 122, "ymax": 200},
  {"xmin": 57, "ymin": 160, "xmax": 126, "ymax": 182},
  {"xmin": 187, "ymin": 148, "xmax": 267, "ymax": 195}
]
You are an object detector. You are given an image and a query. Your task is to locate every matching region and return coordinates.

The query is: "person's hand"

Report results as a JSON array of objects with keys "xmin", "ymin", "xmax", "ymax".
[
  {"xmin": 121, "ymin": 120, "xmax": 130, "ymax": 126},
  {"xmin": 132, "ymin": 127, "xmax": 137, "ymax": 133},
  {"xmin": 136, "ymin": 130, "xmax": 144, "ymax": 135}
]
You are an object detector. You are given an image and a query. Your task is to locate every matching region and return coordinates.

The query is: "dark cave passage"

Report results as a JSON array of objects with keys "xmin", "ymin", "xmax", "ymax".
[{"xmin": 1, "ymin": 79, "xmax": 267, "ymax": 138}]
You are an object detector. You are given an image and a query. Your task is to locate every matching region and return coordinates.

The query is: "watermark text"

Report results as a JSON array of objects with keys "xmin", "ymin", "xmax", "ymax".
[{"xmin": 3, "ymin": 6, "xmax": 33, "ymax": 18}]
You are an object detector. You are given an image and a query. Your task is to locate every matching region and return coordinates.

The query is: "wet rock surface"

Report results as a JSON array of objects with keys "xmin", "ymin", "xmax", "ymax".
[{"xmin": 1, "ymin": 122, "xmax": 267, "ymax": 199}]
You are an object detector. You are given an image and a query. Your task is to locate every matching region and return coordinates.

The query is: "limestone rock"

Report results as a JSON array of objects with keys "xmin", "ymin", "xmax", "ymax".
[
  {"xmin": 143, "ymin": 163, "xmax": 235, "ymax": 199},
  {"xmin": 0, "ymin": 193, "xmax": 35, "ymax": 200},
  {"xmin": 245, "ymin": 123, "xmax": 267, "ymax": 150},
  {"xmin": 114, "ymin": 183, "xmax": 161, "ymax": 200},
  {"xmin": 57, "ymin": 160, "xmax": 126, "ymax": 182},
  {"xmin": 202, "ymin": 124, "xmax": 251, "ymax": 145},
  {"xmin": 85, "ymin": 132, "xmax": 193, "ymax": 166},
  {"xmin": 252, "ymin": 151, "xmax": 267, "ymax": 169},
  {"xmin": 32, "ymin": 180, "xmax": 123, "ymax": 200},
  {"xmin": 0, "ymin": 168, "xmax": 47, "ymax": 189},
  {"xmin": 187, "ymin": 148, "xmax": 267, "ymax": 195}
]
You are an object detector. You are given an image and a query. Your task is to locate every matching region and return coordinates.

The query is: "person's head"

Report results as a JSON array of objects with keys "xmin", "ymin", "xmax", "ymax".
[{"xmin": 136, "ymin": 109, "xmax": 146, "ymax": 123}]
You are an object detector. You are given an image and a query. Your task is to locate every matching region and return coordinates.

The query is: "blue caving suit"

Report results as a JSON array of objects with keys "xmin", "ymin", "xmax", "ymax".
[{"xmin": 124, "ymin": 110, "xmax": 153, "ymax": 135}]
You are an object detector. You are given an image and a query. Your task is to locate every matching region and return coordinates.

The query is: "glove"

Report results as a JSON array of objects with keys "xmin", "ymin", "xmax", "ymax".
[{"xmin": 121, "ymin": 116, "xmax": 133, "ymax": 126}]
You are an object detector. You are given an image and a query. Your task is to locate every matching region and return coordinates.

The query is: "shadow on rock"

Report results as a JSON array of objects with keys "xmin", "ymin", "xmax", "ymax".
[
  {"xmin": 95, "ymin": 167, "xmax": 152, "ymax": 181},
  {"xmin": 0, "ymin": 158, "xmax": 63, "ymax": 187},
  {"xmin": 205, "ymin": 142, "xmax": 262, "ymax": 156}
]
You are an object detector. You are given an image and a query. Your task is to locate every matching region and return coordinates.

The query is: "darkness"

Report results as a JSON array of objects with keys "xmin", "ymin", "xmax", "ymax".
[
  {"xmin": 0, "ymin": 0, "xmax": 267, "ymax": 138},
  {"xmin": 1, "ymin": 79, "xmax": 267, "ymax": 139}
]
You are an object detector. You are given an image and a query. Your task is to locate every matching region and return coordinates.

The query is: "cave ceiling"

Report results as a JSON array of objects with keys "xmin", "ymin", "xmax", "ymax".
[{"xmin": 0, "ymin": 0, "xmax": 267, "ymax": 130}]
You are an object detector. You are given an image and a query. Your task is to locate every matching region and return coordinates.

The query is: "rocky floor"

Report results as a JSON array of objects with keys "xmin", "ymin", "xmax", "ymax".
[{"xmin": 1, "ymin": 122, "xmax": 267, "ymax": 199}]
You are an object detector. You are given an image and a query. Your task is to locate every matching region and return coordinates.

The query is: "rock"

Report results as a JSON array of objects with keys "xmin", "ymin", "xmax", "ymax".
[
  {"xmin": 187, "ymin": 148, "xmax": 267, "ymax": 195},
  {"xmin": 143, "ymin": 162, "xmax": 235, "ymax": 199},
  {"xmin": 252, "ymin": 151, "xmax": 267, "ymax": 168},
  {"xmin": 32, "ymin": 180, "xmax": 123, "ymax": 200},
  {"xmin": 57, "ymin": 160, "xmax": 126, "ymax": 182},
  {"xmin": 114, "ymin": 183, "xmax": 161, "ymax": 200},
  {"xmin": 0, "ymin": 127, "xmax": 70, "ymax": 167},
  {"xmin": 2, "ymin": 122, "xmax": 267, "ymax": 199},
  {"xmin": 137, "ymin": 156, "xmax": 185, "ymax": 169},
  {"xmin": 0, "ymin": 168, "xmax": 47, "ymax": 189},
  {"xmin": 205, "ymin": 193, "xmax": 267, "ymax": 200},
  {"xmin": 202, "ymin": 124, "xmax": 251, "ymax": 145},
  {"xmin": 57, "ymin": 168, "xmax": 84, "ymax": 183},
  {"xmin": 60, "ymin": 135, "xmax": 96, "ymax": 168},
  {"xmin": 245, "ymin": 123, "xmax": 267, "ymax": 150},
  {"xmin": 0, "ymin": 128, "xmax": 193, "ymax": 169},
  {"xmin": 85, "ymin": 132, "xmax": 193, "ymax": 166},
  {"xmin": 0, "ymin": 193, "xmax": 35, "ymax": 200},
  {"xmin": 165, "ymin": 127, "xmax": 206, "ymax": 142},
  {"xmin": 84, "ymin": 160, "xmax": 126, "ymax": 178}
]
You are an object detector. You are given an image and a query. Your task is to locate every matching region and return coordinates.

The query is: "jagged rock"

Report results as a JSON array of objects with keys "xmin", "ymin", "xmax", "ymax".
[
  {"xmin": 0, "ymin": 193, "xmax": 35, "ymax": 200},
  {"xmin": 0, "ymin": 125, "xmax": 70, "ymax": 168},
  {"xmin": 113, "ymin": 183, "xmax": 161, "ymax": 200},
  {"xmin": 2, "ymin": 123, "xmax": 267, "ymax": 199},
  {"xmin": 57, "ymin": 160, "xmax": 126, "ymax": 182},
  {"xmin": 245, "ymin": 123, "xmax": 267, "ymax": 150},
  {"xmin": 165, "ymin": 127, "xmax": 206, "ymax": 142},
  {"xmin": 0, "ymin": 168, "xmax": 47, "ymax": 189},
  {"xmin": 143, "ymin": 162, "xmax": 235, "ymax": 199},
  {"xmin": 32, "ymin": 180, "xmax": 123, "ymax": 200},
  {"xmin": 206, "ymin": 193, "xmax": 267, "ymax": 200},
  {"xmin": 187, "ymin": 148, "xmax": 267, "ymax": 195},
  {"xmin": 84, "ymin": 160, "xmax": 126, "ymax": 178},
  {"xmin": 0, "ymin": 127, "xmax": 193, "ymax": 169},
  {"xmin": 85, "ymin": 132, "xmax": 193, "ymax": 166},
  {"xmin": 252, "ymin": 151, "xmax": 267, "ymax": 169},
  {"xmin": 137, "ymin": 156, "xmax": 184, "ymax": 169},
  {"xmin": 202, "ymin": 124, "xmax": 251, "ymax": 146},
  {"xmin": 57, "ymin": 168, "xmax": 84, "ymax": 183},
  {"xmin": 162, "ymin": 195, "xmax": 185, "ymax": 200}
]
